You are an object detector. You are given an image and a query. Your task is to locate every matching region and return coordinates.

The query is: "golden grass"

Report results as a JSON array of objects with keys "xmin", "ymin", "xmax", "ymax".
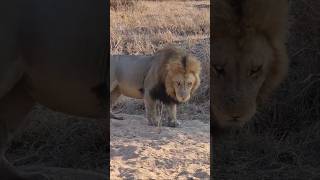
[
  {"xmin": 110, "ymin": 0, "xmax": 210, "ymax": 55},
  {"xmin": 110, "ymin": 0, "xmax": 136, "ymax": 11}
]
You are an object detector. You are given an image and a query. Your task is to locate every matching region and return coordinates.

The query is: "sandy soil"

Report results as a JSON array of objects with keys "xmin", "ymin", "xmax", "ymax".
[{"xmin": 110, "ymin": 114, "xmax": 210, "ymax": 179}]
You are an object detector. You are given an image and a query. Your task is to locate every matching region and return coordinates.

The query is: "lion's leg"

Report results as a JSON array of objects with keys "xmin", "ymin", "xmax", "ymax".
[
  {"xmin": 0, "ymin": 80, "xmax": 47, "ymax": 180},
  {"xmin": 166, "ymin": 104, "xmax": 181, "ymax": 127},
  {"xmin": 144, "ymin": 94, "xmax": 159, "ymax": 126},
  {"xmin": 110, "ymin": 86, "xmax": 123, "ymax": 120}
]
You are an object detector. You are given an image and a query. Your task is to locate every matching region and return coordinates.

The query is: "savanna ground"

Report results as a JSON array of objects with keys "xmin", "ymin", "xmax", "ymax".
[
  {"xmin": 213, "ymin": 0, "xmax": 320, "ymax": 179},
  {"xmin": 110, "ymin": 0, "xmax": 210, "ymax": 179}
]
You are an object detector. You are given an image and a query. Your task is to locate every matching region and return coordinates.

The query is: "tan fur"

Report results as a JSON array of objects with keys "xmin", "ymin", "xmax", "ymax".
[
  {"xmin": 155, "ymin": 48, "xmax": 201, "ymax": 100},
  {"xmin": 212, "ymin": 0, "xmax": 289, "ymax": 128},
  {"xmin": 110, "ymin": 47, "xmax": 201, "ymax": 127}
]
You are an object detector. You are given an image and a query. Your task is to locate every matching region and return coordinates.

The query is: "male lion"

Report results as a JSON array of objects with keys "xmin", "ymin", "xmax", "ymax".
[
  {"xmin": 110, "ymin": 47, "xmax": 201, "ymax": 127},
  {"xmin": 0, "ymin": 0, "xmax": 107, "ymax": 179},
  {"xmin": 212, "ymin": 0, "xmax": 289, "ymax": 130}
]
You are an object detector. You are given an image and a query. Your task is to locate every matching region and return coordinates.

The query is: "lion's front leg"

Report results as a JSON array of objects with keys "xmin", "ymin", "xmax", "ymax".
[
  {"xmin": 110, "ymin": 86, "xmax": 123, "ymax": 120},
  {"xmin": 144, "ymin": 94, "xmax": 161, "ymax": 126},
  {"xmin": 166, "ymin": 104, "xmax": 181, "ymax": 127}
]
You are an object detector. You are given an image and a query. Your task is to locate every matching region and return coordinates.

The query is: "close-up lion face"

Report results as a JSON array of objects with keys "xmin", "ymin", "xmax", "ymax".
[
  {"xmin": 212, "ymin": 34, "xmax": 273, "ymax": 127},
  {"xmin": 165, "ymin": 55, "xmax": 201, "ymax": 103},
  {"xmin": 172, "ymin": 73, "xmax": 196, "ymax": 102}
]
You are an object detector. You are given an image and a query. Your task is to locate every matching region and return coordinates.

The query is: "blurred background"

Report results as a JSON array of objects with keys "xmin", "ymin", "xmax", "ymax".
[{"xmin": 213, "ymin": 0, "xmax": 320, "ymax": 179}]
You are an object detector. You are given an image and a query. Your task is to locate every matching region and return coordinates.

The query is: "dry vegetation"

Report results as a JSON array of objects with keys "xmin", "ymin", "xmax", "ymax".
[
  {"xmin": 110, "ymin": 0, "xmax": 209, "ymax": 54},
  {"xmin": 213, "ymin": 0, "xmax": 320, "ymax": 179}
]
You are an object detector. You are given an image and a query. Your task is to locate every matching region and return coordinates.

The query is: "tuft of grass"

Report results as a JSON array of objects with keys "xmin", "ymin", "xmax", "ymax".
[{"xmin": 110, "ymin": 0, "xmax": 136, "ymax": 10}]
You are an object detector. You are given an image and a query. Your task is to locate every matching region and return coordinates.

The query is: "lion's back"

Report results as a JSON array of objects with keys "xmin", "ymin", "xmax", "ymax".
[{"xmin": 112, "ymin": 55, "xmax": 153, "ymax": 98}]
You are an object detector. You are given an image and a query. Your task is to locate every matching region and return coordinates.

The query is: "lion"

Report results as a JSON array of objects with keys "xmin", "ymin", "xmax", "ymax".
[
  {"xmin": 212, "ymin": 0, "xmax": 289, "ymax": 129},
  {"xmin": 110, "ymin": 47, "xmax": 201, "ymax": 127},
  {"xmin": 0, "ymin": 1, "xmax": 107, "ymax": 179}
]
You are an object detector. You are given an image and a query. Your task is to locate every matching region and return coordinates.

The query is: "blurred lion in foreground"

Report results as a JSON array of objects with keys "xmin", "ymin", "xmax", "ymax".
[
  {"xmin": 212, "ymin": 0, "xmax": 289, "ymax": 130},
  {"xmin": 110, "ymin": 47, "xmax": 201, "ymax": 127}
]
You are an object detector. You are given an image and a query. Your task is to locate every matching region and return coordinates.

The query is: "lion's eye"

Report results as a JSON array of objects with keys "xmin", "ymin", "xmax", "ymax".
[
  {"xmin": 249, "ymin": 65, "xmax": 263, "ymax": 77},
  {"xmin": 213, "ymin": 65, "xmax": 225, "ymax": 76}
]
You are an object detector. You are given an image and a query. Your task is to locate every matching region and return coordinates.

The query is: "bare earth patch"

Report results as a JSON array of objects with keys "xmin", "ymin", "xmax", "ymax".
[{"xmin": 110, "ymin": 114, "xmax": 210, "ymax": 179}]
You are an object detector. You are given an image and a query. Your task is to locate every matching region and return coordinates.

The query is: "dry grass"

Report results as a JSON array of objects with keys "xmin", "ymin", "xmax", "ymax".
[
  {"xmin": 111, "ymin": 0, "xmax": 209, "ymax": 55},
  {"xmin": 110, "ymin": 0, "xmax": 136, "ymax": 10}
]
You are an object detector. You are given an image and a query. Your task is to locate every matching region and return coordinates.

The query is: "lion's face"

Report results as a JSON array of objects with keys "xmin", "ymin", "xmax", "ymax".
[
  {"xmin": 165, "ymin": 54, "xmax": 201, "ymax": 103},
  {"xmin": 172, "ymin": 73, "xmax": 196, "ymax": 102},
  {"xmin": 212, "ymin": 34, "xmax": 273, "ymax": 127}
]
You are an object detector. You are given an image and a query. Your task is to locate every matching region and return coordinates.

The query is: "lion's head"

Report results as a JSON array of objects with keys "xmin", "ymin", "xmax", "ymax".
[
  {"xmin": 212, "ymin": 0, "xmax": 289, "ymax": 128},
  {"xmin": 154, "ymin": 48, "xmax": 201, "ymax": 104}
]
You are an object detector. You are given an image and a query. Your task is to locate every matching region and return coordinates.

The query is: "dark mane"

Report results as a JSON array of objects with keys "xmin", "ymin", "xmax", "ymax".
[{"xmin": 149, "ymin": 83, "xmax": 179, "ymax": 105}]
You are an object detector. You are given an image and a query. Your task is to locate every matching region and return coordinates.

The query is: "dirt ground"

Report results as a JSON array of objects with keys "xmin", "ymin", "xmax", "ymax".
[{"xmin": 110, "ymin": 113, "xmax": 210, "ymax": 179}]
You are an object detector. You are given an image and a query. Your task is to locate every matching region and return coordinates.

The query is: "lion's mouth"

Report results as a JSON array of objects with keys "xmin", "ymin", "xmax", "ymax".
[{"xmin": 177, "ymin": 96, "xmax": 189, "ymax": 103}]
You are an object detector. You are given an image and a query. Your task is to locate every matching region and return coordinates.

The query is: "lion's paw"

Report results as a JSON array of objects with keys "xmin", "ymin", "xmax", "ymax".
[
  {"xmin": 166, "ymin": 120, "xmax": 181, "ymax": 128},
  {"xmin": 147, "ymin": 120, "xmax": 157, "ymax": 126}
]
